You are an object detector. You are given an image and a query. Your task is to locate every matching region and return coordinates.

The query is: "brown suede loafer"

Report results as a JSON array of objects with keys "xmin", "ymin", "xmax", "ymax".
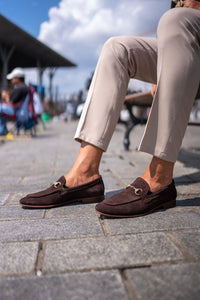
[
  {"xmin": 20, "ymin": 176, "xmax": 105, "ymax": 208},
  {"xmin": 95, "ymin": 177, "xmax": 177, "ymax": 218}
]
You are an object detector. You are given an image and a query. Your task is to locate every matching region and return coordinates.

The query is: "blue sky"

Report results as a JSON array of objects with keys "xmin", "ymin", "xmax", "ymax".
[
  {"xmin": 0, "ymin": 0, "xmax": 59, "ymax": 37},
  {"xmin": 0, "ymin": 0, "xmax": 170, "ymax": 99}
]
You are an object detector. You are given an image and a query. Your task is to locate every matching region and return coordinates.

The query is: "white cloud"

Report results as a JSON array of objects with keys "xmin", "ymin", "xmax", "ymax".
[{"xmin": 36, "ymin": 0, "xmax": 170, "ymax": 97}]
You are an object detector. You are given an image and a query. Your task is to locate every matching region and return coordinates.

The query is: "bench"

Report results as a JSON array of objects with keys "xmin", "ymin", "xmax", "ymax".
[{"xmin": 123, "ymin": 91, "xmax": 200, "ymax": 151}]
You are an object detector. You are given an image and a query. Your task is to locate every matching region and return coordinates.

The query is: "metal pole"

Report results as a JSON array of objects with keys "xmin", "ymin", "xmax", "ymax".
[
  {"xmin": 48, "ymin": 67, "xmax": 57, "ymax": 102},
  {"xmin": 37, "ymin": 60, "xmax": 45, "ymax": 101},
  {"xmin": 0, "ymin": 44, "xmax": 15, "ymax": 89}
]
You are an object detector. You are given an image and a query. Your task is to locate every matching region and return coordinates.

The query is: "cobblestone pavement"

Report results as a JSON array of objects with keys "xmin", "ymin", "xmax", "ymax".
[{"xmin": 0, "ymin": 121, "xmax": 199, "ymax": 300}]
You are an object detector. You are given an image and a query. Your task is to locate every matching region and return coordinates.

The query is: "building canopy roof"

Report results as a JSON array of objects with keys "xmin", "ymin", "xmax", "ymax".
[{"xmin": 0, "ymin": 14, "xmax": 76, "ymax": 71}]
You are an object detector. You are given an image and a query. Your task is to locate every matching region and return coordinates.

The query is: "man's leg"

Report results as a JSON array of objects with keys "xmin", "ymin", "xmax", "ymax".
[
  {"xmin": 66, "ymin": 36, "xmax": 157, "ymax": 187},
  {"xmin": 75, "ymin": 36, "xmax": 157, "ymax": 151},
  {"xmin": 20, "ymin": 35, "xmax": 158, "ymax": 207},
  {"xmin": 139, "ymin": 8, "xmax": 200, "ymax": 162},
  {"xmin": 139, "ymin": 7, "xmax": 200, "ymax": 192},
  {"xmin": 95, "ymin": 7, "xmax": 200, "ymax": 217}
]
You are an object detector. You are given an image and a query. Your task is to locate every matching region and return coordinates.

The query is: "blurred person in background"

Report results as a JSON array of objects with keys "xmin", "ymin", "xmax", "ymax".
[{"xmin": 0, "ymin": 68, "xmax": 28, "ymax": 135}]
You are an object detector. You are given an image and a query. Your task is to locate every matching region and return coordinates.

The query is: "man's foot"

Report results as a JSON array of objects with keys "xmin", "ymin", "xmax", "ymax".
[
  {"xmin": 20, "ymin": 175, "xmax": 105, "ymax": 208},
  {"xmin": 95, "ymin": 177, "xmax": 177, "ymax": 218}
]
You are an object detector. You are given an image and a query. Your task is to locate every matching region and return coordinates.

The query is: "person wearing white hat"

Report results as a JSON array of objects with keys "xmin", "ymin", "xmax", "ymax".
[
  {"xmin": 0, "ymin": 67, "xmax": 28, "ymax": 135},
  {"xmin": 6, "ymin": 67, "xmax": 25, "ymax": 81},
  {"xmin": 6, "ymin": 67, "xmax": 27, "ymax": 105}
]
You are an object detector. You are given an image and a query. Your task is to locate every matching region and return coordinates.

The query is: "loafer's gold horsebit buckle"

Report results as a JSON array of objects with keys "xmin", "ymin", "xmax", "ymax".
[
  {"xmin": 171, "ymin": 0, "xmax": 184, "ymax": 7},
  {"xmin": 53, "ymin": 181, "xmax": 62, "ymax": 188},
  {"xmin": 126, "ymin": 184, "xmax": 143, "ymax": 195}
]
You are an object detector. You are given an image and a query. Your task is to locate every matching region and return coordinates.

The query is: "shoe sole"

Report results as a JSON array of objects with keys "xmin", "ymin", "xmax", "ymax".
[
  {"xmin": 95, "ymin": 199, "xmax": 176, "ymax": 218},
  {"xmin": 20, "ymin": 195, "xmax": 105, "ymax": 209}
]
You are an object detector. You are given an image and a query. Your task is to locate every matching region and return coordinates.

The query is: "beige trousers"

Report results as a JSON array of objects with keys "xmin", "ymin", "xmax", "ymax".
[{"xmin": 75, "ymin": 8, "xmax": 200, "ymax": 162}]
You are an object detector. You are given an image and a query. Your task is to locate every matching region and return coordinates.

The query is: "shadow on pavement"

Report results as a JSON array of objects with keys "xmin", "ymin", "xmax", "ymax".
[
  {"xmin": 177, "ymin": 197, "xmax": 200, "ymax": 207},
  {"xmin": 178, "ymin": 147, "xmax": 200, "ymax": 169}
]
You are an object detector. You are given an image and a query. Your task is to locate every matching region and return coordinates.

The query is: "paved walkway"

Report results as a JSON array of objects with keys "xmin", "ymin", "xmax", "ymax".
[{"xmin": 0, "ymin": 121, "xmax": 200, "ymax": 300}]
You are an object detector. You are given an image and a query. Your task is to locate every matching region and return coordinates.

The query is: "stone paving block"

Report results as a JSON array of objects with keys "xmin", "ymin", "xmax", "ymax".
[
  {"xmin": 56, "ymin": 159, "xmax": 76, "ymax": 169},
  {"xmin": 104, "ymin": 209, "xmax": 200, "ymax": 235},
  {"xmin": 0, "ymin": 177, "xmax": 21, "ymax": 186},
  {"xmin": 105, "ymin": 153, "xmax": 149, "ymax": 181},
  {"xmin": 0, "ymin": 217, "xmax": 103, "ymax": 242},
  {"xmin": 173, "ymin": 161, "xmax": 199, "ymax": 183},
  {"xmin": 174, "ymin": 175, "xmax": 194, "ymax": 184},
  {"xmin": 178, "ymin": 146, "xmax": 200, "ymax": 168},
  {"xmin": 182, "ymin": 125, "xmax": 200, "ymax": 148},
  {"xmin": 0, "ymin": 270, "xmax": 128, "ymax": 300},
  {"xmin": 0, "ymin": 205, "xmax": 45, "ymax": 220},
  {"xmin": 7, "ymin": 193, "xmax": 25, "ymax": 205},
  {"xmin": 1, "ymin": 175, "xmax": 59, "ymax": 194},
  {"xmin": 120, "ymin": 173, "xmax": 146, "ymax": 185},
  {"xmin": 171, "ymin": 230, "xmax": 200, "ymax": 259},
  {"xmin": 176, "ymin": 182, "xmax": 200, "ymax": 195},
  {"xmin": 20, "ymin": 167, "xmax": 54, "ymax": 177},
  {"xmin": 107, "ymin": 161, "xmax": 143, "ymax": 179},
  {"xmin": 125, "ymin": 263, "xmax": 200, "ymax": 300},
  {"xmin": 176, "ymin": 195, "xmax": 200, "ymax": 208},
  {"xmin": 187, "ymin": 171, "xmax": 200, "ymax": 182},
  {"xmin": 102, "ymin": 174, "xmax": 122, "ymax": 190},
  {"xmin": 0, "ymin": 194, "xmax": 9, "ymax": 205},
  {"xmin": 46, "ymin": 203, "xmax": 97, "ymax": 218},
  {"xmin": 0, "ymin": 167, "xmax": 31, "ymax": 177},
  {"xmin": 44, "ymin": 233, "xmax": 183, "ymax": 273},
  {"xmin": 0, "ymin": 242, "xmax": 38, "ymax": 277},
  {"xmin": 0, "ymin": 183, "xmax": 48, "ymax": 193},
  {"xmin": 22, "ymin": 175, "xmax": 55, "ymax": 185},
  {"xmin": 53, "ymin": 169, "xmax": 68, "ymax": 177}
]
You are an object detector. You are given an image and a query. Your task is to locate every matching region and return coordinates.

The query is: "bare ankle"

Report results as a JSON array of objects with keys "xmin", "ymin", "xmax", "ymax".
[
  {"xmin": 64, "ymin": 141, "xmax": 103, "ymax": 187},
  {"xmin": 141, "ymin": 175, "xmax": 172, "ymax": 192},
  {"xmin": 64, "ymin": 164, "xmax": 100, "ymax": 188},
  {"xmin": 141, "ymin": 156, "xmax": 174, "ymax": 192}
]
